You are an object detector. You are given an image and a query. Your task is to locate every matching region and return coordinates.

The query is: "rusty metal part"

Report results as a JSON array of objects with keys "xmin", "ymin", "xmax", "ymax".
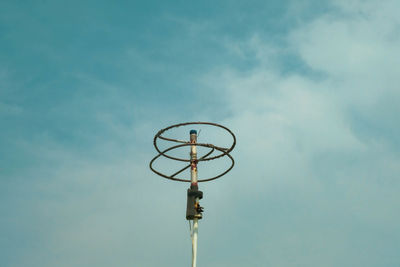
[
  {"xmin": 149, "ymin": 122, "xmax": 236, "ymax": 182},
  {"xmin": 153, "ymin": 122, "xmax": 236, "ymax": 162}
]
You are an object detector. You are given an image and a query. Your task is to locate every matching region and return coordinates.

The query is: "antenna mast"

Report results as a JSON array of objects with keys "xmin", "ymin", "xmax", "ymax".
[
  {"xmin": 150, "ymin": 122, "xmax": 236, "ymax": 267},
  {"xmin": 189, "ymin": 129, "xmax": 202, "ymax": 267}
]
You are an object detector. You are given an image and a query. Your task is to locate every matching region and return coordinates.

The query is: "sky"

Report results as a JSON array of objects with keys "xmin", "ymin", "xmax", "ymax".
[{"xmin": 1, "ymin": 0, "xmax": 400, "ymax": 266}]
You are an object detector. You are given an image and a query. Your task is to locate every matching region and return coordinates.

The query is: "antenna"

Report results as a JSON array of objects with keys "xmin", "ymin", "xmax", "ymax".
[{"xmin": 150, "ymin": 122, "xmax": 236, "ymax": 267}]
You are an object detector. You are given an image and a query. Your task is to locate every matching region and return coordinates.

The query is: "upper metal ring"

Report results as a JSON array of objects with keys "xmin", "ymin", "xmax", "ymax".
[{"xmin": 153, "ymin": 122, "xmax": 236, "ymax": 162}]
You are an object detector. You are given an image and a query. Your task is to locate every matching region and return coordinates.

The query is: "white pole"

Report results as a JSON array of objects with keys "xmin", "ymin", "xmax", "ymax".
[
  {"xmin": 192, "ymin": 219, "xmax": 198, "ymax": 267},
  {"xmin": 190, "ymin": 130, "xmax": 198, "ymax": 267}
]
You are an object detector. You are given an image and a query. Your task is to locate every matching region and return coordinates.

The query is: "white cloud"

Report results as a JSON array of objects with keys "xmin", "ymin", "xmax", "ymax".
[
  {"xmin": 4, "ymin": 1, "xmax": 400, "ymax": 266},
  {"xmin": 199, "ymin": 1, "xmax": 400, "ymax": 265}
]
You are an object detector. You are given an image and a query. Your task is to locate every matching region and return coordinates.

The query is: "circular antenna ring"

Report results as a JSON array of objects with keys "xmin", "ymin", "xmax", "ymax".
[{"xmin": 149, "ymin": 122, "xmax": 236, "ymax": 182}]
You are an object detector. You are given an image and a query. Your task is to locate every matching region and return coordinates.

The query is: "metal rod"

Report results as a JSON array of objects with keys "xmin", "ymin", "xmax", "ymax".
[
  {"xmin": 192, "ymin": 219, "xmax": 198, "ymax": 267},
  {"xmin": 190, "ymin": 130, "xmax": 198, "ymax": 267},
  {"xmin": 169, "ymin": 147, "xmax": 215, "ymax": 179}
]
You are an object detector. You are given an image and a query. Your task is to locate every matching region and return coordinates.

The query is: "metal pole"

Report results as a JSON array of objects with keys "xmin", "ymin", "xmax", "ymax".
[{"xmin": 190, "ymin": 130, "xmax": 198, "ymax": 267}]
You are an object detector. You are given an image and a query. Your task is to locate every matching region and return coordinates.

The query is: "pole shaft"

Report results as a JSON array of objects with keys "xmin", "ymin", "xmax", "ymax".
[
  {"xmin": 192, "ymin": 219, "xmax": 198, "ymax": 267},
  {"xmin": 190, "ymin": 132, "xmax": 198, "ymax": 183},
  {"xmin": 190, "ymin": 131, "xmax": 198, "ymax": 267}
]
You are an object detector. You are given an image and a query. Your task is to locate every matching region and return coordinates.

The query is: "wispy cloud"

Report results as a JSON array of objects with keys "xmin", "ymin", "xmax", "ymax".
[
  {"xmin": 197, "ymin": 1, "xmax": 400, "ymax": 265},
  {"xmin": 1, "ymin": 0, "xmax": 400, "ymax": 266}
]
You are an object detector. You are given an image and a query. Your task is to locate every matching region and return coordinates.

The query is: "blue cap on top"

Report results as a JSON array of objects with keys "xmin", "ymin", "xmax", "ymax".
[{"xmin": 190, "ymin": 130, "xmax": 197, "ymax": 135}]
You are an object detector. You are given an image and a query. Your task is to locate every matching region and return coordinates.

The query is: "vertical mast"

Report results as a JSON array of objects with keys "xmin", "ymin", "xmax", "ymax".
[
  {"xmin": 150, "ymin": 122, "xmax": 235, "ymax": 267},
  {"xmin": 190, "ymin": 130, "xmax": 199, "ymax": 267}
]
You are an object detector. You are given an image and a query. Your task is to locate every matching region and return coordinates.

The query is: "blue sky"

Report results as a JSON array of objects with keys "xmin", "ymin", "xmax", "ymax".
[{"xmin": 1, "ymin": 0, "xmax": 400, "ymax": 266}]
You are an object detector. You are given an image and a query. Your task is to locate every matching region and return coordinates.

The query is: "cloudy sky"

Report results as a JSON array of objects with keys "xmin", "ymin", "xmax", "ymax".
[{"xmin": 1, "ymin": 0, "xmax": 400, "ymax": 266}]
